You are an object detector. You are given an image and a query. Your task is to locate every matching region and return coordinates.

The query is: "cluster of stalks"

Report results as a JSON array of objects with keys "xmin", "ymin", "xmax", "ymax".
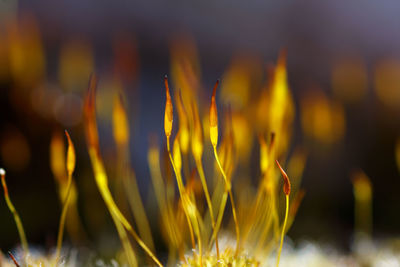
[
  {"xmin": 1, "ymin": 130, "xmax": 76, "ymax": 267},
  {"xmin": 1, "ymin": 51, "xmax": 306, "ymax": 267}
]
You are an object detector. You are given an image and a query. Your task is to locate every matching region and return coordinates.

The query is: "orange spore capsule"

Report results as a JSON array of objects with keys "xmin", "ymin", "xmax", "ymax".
[
  {"xmin": 65, "ymin": 130, "xmax": 76, "ymax": 176},
  {"xmin": 209, "ymin": 79, "xmax": 220, "ymax": 147},
  {"xmin": 164, "ymin": 75, "xmax": 173, "ymax": 139},
  {"xmin": 276, "ymin": 160, "xmax": 291, "ymax": 195}
]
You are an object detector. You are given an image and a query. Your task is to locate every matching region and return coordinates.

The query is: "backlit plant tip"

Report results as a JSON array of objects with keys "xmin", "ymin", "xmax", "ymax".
[
  {"xmin": 276, "ymin": 159, "xmax": 291, "ymax": 195},
  {"xmin": 209, "ymin": 79, "xmax": 219, "ymax": 147},
  {"xmin": 65, "ymin": 130, "xmax": 76, "ymax": 176},
  {"xmin": 164, "ymin": 75, "xmax": 173, "ymax": 140}
]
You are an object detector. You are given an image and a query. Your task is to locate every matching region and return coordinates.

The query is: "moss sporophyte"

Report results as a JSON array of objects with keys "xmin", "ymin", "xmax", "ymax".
[{"xmin": 1, "ymin": 52, "xmax": 304, "ymax": 266}]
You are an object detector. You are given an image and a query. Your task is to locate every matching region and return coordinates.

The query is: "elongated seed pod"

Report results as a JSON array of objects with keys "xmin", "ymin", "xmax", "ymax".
[
  {"xmin": 209, "ymin": 80, "xmax": 220, "ymax": 147},
  {"xmin": 164, "ymin": 75, "xmax": 173, "ymax": 139},
  {"xmin": 65, "ymin": 130, "xmax": 76, "ymax": 176},
  {"xmin": 276, "ymin": 160, "xmax": 291, "ymax": 195}
]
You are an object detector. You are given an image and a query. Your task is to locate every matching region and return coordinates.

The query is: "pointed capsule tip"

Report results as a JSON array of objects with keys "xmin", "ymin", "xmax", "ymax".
[
  {"xmin": 212, "ymin": 79, "xmax": 219, "ymax": 97},
  {"xmin": 164, "ymin": 76, "xmax": 170, "ymax": 95},
  {"xmin": 209, "ymin": 88, "xmax": 219, "ymax": 128},
  {"xmin": 164, "ymin": 75, "xmax": 169, "ymax": 87},
  {"xmin": 65, "ymin": 130, "xmax": 73, "ymax": 144}
]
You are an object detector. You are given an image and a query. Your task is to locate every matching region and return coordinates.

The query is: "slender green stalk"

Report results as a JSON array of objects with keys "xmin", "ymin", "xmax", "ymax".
[
  {"xmin": 195, "ymin": 157, "xmax": 219, "ymax": 257},
  {"xmin": 276, "ymin": 194, "xmax": 289, "ymax": 267},
  {"xmin": 167, "ymin": 138, "xmax": 197, "ymax": 252},
  {"xmin": 213, "ymin": 146, "xmax": 240, "ymax": 256},
  {"xmin": 54, "ymin": 172, "xmax": 73, "ymax": 264},
  {"xmin": 0, "ymin": 168, "xmax": 28, "ymax": 254}
]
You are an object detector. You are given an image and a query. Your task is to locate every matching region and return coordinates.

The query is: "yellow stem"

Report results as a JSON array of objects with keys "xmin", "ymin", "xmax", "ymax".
[
  {"xmin": 54, "ymin": 173, "xmax": 73, "ymax": 265},
  {"xmin": 243, "ymin": 173, "xmax": 268, "ymax": 243},
  {"xmin": 195, "ymin": 158, "xmax": 220, "ymax": 258},
  {"xmin": 254, "ymin": 195, "xmax": 274, "ymax": 254},
  {"xmin": 118, "ymin": 147, "xmax": 155, "ymax": 251},
  {"xmin": 166, "ymin": 137, "xmax": 197, "ymax": 251},
  {"xmin": 104, "ymin": 178, "xmax": 161, "ymax": 267},
  {"xmin": 89, "ymin": 149, "xmax": 162, "ymax": 267},
  {"xmin": 167, "ymin": 138, "xmax": 184, "ymax": 196},
  {"xmin": 271, "ymin": 189, "xmax": 280, "ymax": 242},
  {"xmin": 190, "ymin": 208, "xmax": 203, "ymax": 267},
  {"xmin": 111, "ymin": 212, "xmax": 139, "ymax": 267},
  {"xmin": 276, "ymin": 194, "xmax": 289, "ymax": 267},
  {"xmin": 210, "ymin": 190, "xmax": 228, "ymax": 248},
  {"xmin": 212, "ymin": 146, "xmax": 240, "ymax": 256},
  {"xmin": 1, "ymin": 171, "xmax": 28, "ymax": 255},
  {"xmin": 148, "ymin": 145, "xmax": 183, "ymax": 258}
]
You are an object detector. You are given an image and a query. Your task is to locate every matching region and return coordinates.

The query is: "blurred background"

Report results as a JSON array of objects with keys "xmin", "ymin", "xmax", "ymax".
[{"xmin": 1, "ymin": 0, "xmax": 400, "ymax": 257}]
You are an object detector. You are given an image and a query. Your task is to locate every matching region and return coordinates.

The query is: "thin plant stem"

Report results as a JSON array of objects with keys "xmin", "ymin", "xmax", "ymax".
[
  {"xmin": 195, "ymin": 158, "xmax": 220, "ymax": 258},
  {"xmin": 88, "ymin": 148, "xmax": 163, "ymax": 267},
  {"xmin": 54, "ymin": 172, "xmax": 73, "ymax": 265},
  {"xmin": 1, "ymin": 169, "xmax": 29, "ymax": 255},
  {"xmin": 167, "ymin": 138, "xmax": 197, "ymax": 251},
  {"xmin": 276, "ymin": 194, "xmax": 289, "ymax": 267},
  {"xmin": 213, "ymin": 146, "xmax": 240, "ymax": 256}
]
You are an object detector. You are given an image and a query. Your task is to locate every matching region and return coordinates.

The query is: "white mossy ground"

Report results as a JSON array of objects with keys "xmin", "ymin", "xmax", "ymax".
[
  {"xmin": 0, "ymin": 247, "xmax": 77, "ymax": 267},
  {"xmin": 272, "ymin": 239, "xmax": 400, "ymax": 267},
  {"xmin": 1, "ymin": 239, "xmax": 399, "ymax": 267}
]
